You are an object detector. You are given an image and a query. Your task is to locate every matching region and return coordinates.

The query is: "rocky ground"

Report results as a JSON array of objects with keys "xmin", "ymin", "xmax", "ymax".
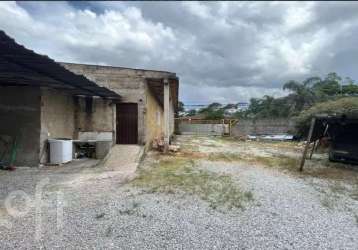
[{"xmin": 0, "ymin": 135, "xmax": 357, "ymax": 249}]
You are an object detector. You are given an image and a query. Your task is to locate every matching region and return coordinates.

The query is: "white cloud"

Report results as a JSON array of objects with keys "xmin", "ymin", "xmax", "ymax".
[
  {"xmin": 1, "ymin": 1, "xmax": 358, "ymax": 104},
  {"xmin": 182, "ymin": 1, "xmax": 211, "ymax": 19},
  {"xmin": 0, "ymin": 2, "xmax": 177, "ymax": 63}
]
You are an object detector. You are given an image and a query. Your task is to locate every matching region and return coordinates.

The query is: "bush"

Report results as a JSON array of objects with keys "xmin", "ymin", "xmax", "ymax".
[
  {"xmin": 295, "ymin": 97, "xmax": 358, "ymax": 137},
  {"xmin": 204, "ymin": 109, "xmax": 225, "ymax": 120}
]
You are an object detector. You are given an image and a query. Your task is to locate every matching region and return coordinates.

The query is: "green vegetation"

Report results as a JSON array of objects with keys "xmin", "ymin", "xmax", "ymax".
[
  {"xmin": 245, "ymin": 72, "xmax": 358, "ymax": 119},
  {"xmin": 321, "ymin": 196, "xmax": 335, "ymax": 210},
  {"xmin": 178, "ymin": 101, "xmax": 185, "ymax": 113},
  {"xmin": 132, "ymin": 157, "xmax": 253, "ymax": 210},
  {"xmin": 351, "ymin": 181, "xmax": 358, "ymax": 201},
  {"xmin": 119, "ymin": 201, "xmax": 141, "ymax": 216},
  {"xmin": 295, "ymin": 97, "xmax": 358, "ymax": 136},
  {"xmin": 198, "ymin": 102, "xmax": 225, "ymax": 120},
  {"xmin": 207, "ymin": 152, "xmax": 299, "ymax": 170},
  {"xmin": 182, "ymin": 72, "xmax": 358, "ymax": 135},
  {"xmin": 208, "ymin": 152, "xmax": 245, "ymax": 162}
]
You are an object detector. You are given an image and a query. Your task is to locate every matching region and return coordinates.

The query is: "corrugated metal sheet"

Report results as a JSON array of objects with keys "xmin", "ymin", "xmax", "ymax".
[{"xmin": 0, "ymin": 30, "xmax": 120, "ymax": 99}]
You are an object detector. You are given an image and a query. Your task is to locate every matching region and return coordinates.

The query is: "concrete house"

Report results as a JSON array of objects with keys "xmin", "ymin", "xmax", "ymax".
[
  {"xmin": 0, "ymin": 31, "xmax": 121, "ymax": 167},
  {"xmin": 61, "ymin": 63, "xmax": 179, "ymax": 151},
  {"xmin": 0, "ymin": 31, "xmax": 179, "ymax": 167}
]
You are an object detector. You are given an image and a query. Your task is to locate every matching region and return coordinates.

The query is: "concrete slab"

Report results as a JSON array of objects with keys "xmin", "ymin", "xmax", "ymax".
[{"xmin": 102, "ymin": 145, "xmax": 144, "ymax": 179}]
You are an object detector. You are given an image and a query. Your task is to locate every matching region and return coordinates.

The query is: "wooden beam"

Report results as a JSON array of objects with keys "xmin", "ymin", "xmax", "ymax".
[
  {"xmin": 299, "ymin": 117, "xmax": 316, "ymax": 171},
  {"xmin": 309, "ymin": 140, "xmax": 317, "ymax": 159},
  {"xmin": 163, "ymin": 78, "xmax": 170, "ymax": 153}
]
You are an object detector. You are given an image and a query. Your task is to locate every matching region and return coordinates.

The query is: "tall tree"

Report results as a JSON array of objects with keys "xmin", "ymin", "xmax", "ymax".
[
  {"xmin": 312, "ymin": 72, "xmax": 341, "ymax": 97},
  {"xmin": 283, "ymin": 80, "xmax": 316, "ymax": 112}
]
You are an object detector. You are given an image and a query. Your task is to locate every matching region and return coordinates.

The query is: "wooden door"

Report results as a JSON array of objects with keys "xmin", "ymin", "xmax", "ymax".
[{"xmin": 116, "ymin": 103, "xmax": 138, "ymax": 144}]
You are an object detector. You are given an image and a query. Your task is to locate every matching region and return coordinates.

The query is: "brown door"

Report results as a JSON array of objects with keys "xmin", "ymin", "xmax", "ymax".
[{"xmin": 116, "ymin": 103, "xmax": 138, "ymax": 144}]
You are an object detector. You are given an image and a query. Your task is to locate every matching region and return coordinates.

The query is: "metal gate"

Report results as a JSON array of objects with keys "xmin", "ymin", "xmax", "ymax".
[{"xmin": 116, "ymin": 103, "xmax": 138, "ymax": 144}]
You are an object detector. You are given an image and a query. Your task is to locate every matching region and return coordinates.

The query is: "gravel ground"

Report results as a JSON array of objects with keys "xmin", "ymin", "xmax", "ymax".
[{"xmin": 0, "ymin": 136, "xmax": 357, "ymax": 249}]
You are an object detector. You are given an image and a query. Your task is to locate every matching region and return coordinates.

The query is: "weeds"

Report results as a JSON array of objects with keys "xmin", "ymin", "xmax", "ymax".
[
  {"xmin": 119, "ymin": 201, "xmax": 141, "ymax": 216},
  {"xmin": 321, "ymin": 196, "xmax": 335, "ymax": 210},
  {"xmin": 132, "ymin": 157, "xmax": 253, "ymax": 210},
  {"xmin": 351, "ymin": 181, "xmax": 358, "ymax": 201},
  {"xmin": 206, "ymin": 152, "xmax": 299, "ymax": 170},
  {"xmin": 208, "ymin": 152, "xmax": 245, "ymax": 162}
]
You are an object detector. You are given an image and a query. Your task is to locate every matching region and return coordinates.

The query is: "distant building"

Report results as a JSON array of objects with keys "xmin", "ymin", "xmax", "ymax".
[{"xmin": 237, "ymin": 102, "xmax": 249, "ymax": 111}]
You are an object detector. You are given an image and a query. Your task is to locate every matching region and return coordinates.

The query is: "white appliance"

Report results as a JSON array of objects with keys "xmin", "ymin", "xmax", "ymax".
[{"xmin": 48, "ymin": 139, "xmax": 73, "ymax": 164}]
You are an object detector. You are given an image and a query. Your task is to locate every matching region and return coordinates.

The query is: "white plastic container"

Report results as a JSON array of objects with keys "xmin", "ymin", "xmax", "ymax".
[{"xmin": 48, "ymin": 138, "xmax": 73, "ymax": 164}]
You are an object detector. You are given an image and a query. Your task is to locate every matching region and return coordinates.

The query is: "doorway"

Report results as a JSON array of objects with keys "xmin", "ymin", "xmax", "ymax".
[{"xmin": 116, "ymin": 103, "xmax": 138, "ymax": 144}]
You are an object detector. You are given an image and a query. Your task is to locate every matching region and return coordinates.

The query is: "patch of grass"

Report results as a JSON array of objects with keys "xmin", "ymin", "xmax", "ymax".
[
  {"xmin": 321, "ymin": 196, "xmax": 335, "ymax": 210},
  {"xmin": 351, "ymin": 193, "xmax": 358, "ymax": 201},
  {"xmin": 202, "ymin": 143, "xmax": 219, "ymax": 148},
  {"xmin": 299, "ymin": 163, "xmax": 358, "ymax": 183},
  {"xmin": 132, "ymin": 157, "xmax": 253, "ymax": 210},
  {"xmin": 0, "ymin": 206, "xmax": 8, "ymax": 217},
  {"xmin": 179, "ymin": 144, "xmax": 198, "ymax": 152},
  {"xmin": 208, "ymin": 152, "xmax": 245, "ymax": 162},
  {"xmin": 350, "ymin": 181, "xmax": 358, "ymax": 201},
  {"xmin": 119, "ymin": 201, "xmax": 141, "ymax": 216},
  {"xmin": 217, "ymin": 137, "xmax": 238, "ymax": 143},
  {"xmin": 329, "ymin": 181, "xmax": 346, "ymax": 194},
  {"xmin": 255, "ymin": 155, "xmax": 299, "ymax": 169},
  {"xmin": 176, "ymin": 150, "xmax": 207, "ymax": 159},
  {"xmin": 206, "ymin": 152, "xmax": 299, "ymax": 170}
]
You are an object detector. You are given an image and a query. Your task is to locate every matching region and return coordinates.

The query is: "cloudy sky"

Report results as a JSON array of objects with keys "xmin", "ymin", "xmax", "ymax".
[{"xmin": 1, "ymin": 1, "xmax": 358, "ymax": 104}]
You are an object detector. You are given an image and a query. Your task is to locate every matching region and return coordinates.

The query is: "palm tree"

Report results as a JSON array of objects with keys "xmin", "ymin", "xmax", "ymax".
[{"xmin": 283, "ymin": 79, "xmax": 316, "ymax": 113}]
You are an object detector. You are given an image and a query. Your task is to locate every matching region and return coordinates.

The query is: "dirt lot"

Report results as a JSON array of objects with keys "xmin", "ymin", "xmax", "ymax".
[{"xmin": 0, "ymin": 135, "xmax": 357, "ymax": 249}]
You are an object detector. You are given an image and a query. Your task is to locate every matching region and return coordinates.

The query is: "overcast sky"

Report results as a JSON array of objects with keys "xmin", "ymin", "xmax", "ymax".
[{"xmin": 1, "ymin": 1, "xmax": 358, "ymax": 104}]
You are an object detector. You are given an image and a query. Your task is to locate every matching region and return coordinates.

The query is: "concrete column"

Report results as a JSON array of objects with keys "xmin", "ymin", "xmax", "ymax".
[
  {"xmin": 112, "ymin": 102, "xmax": 116, "ymax": 145},
  {"xmin": 163, "ymin": 78, "xmax": 170, "ymax": 152}
]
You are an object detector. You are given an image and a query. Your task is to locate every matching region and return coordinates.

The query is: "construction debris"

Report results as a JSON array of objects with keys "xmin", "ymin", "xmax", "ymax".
[{"xmin": 169, "ymin": 145, "xmax": 180, "ymax": 152}]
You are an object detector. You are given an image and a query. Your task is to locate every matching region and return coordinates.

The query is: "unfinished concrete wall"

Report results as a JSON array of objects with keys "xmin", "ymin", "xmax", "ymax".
[
  {"xmin": 39, "ymin": 88, "xmax": 75, "ymax": 164},
  {"xmin": 61, "ymin": 63, "xmax": 176, "ymax": 146},
  {"xmin": 145, "ymin": 88, "xmax": 164, "ymax": 149},
  {"xmin": 178, "ymin": 123, "xmax": 225, "ymax": 135},
  {"xmin": 39, "ymin": 89, "xmax": 115, "ymax": 163},
  {"xmin": 169, "ymin": 99, "xmax": 175, "ymax": 136},
  {"xmin": 0, "ymin": 87, "xmax": 41, "ymax": 166},
  {"xmin": 231, "ymin": 118, "xmax": 296, "ymax": 137},
  {"xmin": 61, "ymin": 63, "xmax": 146, "ymax": 144},
  {"xmin": 75, "ymin": 97, "xmax": 115, "ymax": 136}
]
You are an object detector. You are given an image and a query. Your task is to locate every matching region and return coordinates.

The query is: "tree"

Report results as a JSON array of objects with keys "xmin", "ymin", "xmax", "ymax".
[
  {"xmin": 342, "ymin": 83, "xmax": 358, "ymax": 95},
  {"xmin": 283, "ymin": 80, "xmax": 316, "ymax": 113},
  {"xmin": 199, "ymin": 102, "xmax": 222, "ymax": 114},
  {"xmin": 312, "ymin": 72, "xmax": 341, "ymax": 97},
  {"xmin": 207, "ymin": 102, "xmax": 222, "ymax": 110},
  {"xmin": 187, "ymin": 109, "xmax": 197, "ymax": 116},
  {"xmin": 295, "ymin": 97, "xmax": 358, "ymax": 137},
  {"xmin": 178, "ymin": 101, "xmax": 185, "ymax": 112},
  {"xmin": 204, "ymin": 109, "xmax": 224, "ymax": 120}
]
